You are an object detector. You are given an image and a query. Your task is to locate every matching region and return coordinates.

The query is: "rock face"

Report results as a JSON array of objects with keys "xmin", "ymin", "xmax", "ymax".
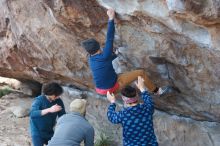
[
  {"xmin": 10, "ymin": 106, "xmax": 29, "ymax": 118},
  {"xmin": 0, "ymin": 76, "xmax": 41, "ymax": 96},
  {"xmin": 0, "ymin": 0, "xmax": 220, "ymax": 145},
  {"xmin": 63, "ymin": 88, "xmax": 220, "ymax": 146},
  {"xmin": 1, "ymin": 87, "xmax": 220, "ymax": 146},
  {"xmin": 154, "ymin": 111, "xmax": 220, "ymax": 146}
]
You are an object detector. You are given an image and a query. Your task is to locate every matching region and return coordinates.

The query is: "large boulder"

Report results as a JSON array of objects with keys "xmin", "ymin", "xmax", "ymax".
[{"xmin": 0, "ymin": 0, "xmax": 220, "ymax": 145}]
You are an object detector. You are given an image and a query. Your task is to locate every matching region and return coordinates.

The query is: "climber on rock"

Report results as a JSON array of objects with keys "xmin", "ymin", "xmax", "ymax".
[
  {"xmin": 81, "ymin": 8, "xmax": 169, "ymax": 96},
  {"xmin": 106, "ymin": 76, "xmax": 158, "ymax": 146}
]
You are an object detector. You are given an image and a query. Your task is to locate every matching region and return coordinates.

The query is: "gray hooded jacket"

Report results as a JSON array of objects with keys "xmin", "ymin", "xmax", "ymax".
[{"xmin": 47, "ymin": 112, "xmax": 94, "ymax": 146}]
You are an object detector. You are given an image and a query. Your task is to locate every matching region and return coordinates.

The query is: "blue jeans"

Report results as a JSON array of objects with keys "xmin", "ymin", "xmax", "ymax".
[{"xmin": 32, "ymin": 135, "xmax": 49, "ymax": 146}]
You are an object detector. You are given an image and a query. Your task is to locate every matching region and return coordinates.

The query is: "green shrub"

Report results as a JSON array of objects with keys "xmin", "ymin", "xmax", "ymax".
[
  {"xmin": 0, "ymin": 87, "xmax": 11, "ymax": 97},
  {"xmin": 95, "ymin": 133, "xmax": 113, "ymax": 146}
]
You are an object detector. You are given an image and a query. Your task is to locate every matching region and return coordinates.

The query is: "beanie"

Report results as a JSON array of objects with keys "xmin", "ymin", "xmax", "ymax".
[
  {"xmin": 81, "ymin": 38, "xmax": 100, "ymax": 55},
  {"xmin": 70, "ymin": 99, "xmax": 87, "ymax": 116}
]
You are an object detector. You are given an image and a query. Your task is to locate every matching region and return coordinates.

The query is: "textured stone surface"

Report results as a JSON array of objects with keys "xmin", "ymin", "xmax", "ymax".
[
  {"xmin": 10, "ymin": 106, "xmax": 29, "ymax": 118},
  {"xmin": 154, "ymin": 111, "xmax": 220, "ymax": 146},
  {"xmin": 0, "ymin": 77, "xmax": 41, "ymax": 96},
  {"xmin": 63, "ymin": 88, "xmax": 220, "ymax": 146},
  {"xmin": 0, "ymin": 0, "xmax": 220, "ymax": 145},
  {"xmin": 0, "ymin": 93, "xmax": 32, "ymax": 146},
  {"xmin": 0, "ymin": 86, "xmax": 220, "ymax": 146}
]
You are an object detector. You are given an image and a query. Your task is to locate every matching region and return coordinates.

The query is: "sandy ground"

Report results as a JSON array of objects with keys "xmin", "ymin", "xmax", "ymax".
[{"xmin": 0, "ymin": 93, "xmax": 32, "ymax": 146}]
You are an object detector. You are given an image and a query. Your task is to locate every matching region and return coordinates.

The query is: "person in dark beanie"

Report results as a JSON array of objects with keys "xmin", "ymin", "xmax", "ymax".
[
  {"xmin": 82, "ymin": 38, "xmax": 100, "ymax": 55},
  {"xmin": 81, "ymin": 8, "xmax": 169, "ymax": 96},
  {"xmin": 107, "ymin": 76, "xmax": 158, "ymax": 146},
  {"xmin": 29, "ymin": 82, "xmax": 66, "ymax": 146}
]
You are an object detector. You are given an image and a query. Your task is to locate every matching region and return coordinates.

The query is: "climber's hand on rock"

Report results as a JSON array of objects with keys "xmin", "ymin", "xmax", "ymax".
[
  {"xmin": 135, "ymin": 76, "xmax": 146, "ymax": 92},
  {"xmin": 107, "ymin": 8, "xmax": 115, "ymax": 20}
]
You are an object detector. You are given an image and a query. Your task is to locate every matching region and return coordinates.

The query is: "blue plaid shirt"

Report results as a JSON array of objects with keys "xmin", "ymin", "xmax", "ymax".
[{"xmin": 107, "ymin": 91, "xmax": 158, "ymax": 146}]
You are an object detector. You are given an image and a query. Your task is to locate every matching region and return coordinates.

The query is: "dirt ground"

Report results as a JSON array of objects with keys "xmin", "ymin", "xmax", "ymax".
[{"xmin": 0, "ymin": 93, "xmax": 32, "ymax": 146}]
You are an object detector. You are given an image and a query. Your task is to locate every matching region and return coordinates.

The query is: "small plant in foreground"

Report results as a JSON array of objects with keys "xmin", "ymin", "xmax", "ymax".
[
  {"xmin": 0, "ymin": 86, "xmax": 12, "ymax": 97},
  {"xmin": 95, "ymin": 133, "xmax": 114, "ymax": 146}
]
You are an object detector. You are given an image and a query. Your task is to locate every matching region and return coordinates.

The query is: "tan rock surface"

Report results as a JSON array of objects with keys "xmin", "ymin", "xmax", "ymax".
[{"xmin": 0, "ymin": 0, "xmax": 220, "ymax": 145}]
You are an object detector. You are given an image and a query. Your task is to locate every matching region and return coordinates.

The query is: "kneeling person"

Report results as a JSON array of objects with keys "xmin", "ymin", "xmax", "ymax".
[{"xmin": 48, "ymin": 99, "xmax": 95, "ymax": 146}]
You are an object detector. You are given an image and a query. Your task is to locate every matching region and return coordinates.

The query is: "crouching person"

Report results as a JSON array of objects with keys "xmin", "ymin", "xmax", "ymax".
[
  {"xmin": 47, "ymin": 99, "xmax": 95, "ymax": 146},
  {"xmin": 30, "ymin": 82, "xmax": 66, "ymax": 146},
  {"xmin": 107, "ymin": 76, "xmax": 158, "ymax": 146}
]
